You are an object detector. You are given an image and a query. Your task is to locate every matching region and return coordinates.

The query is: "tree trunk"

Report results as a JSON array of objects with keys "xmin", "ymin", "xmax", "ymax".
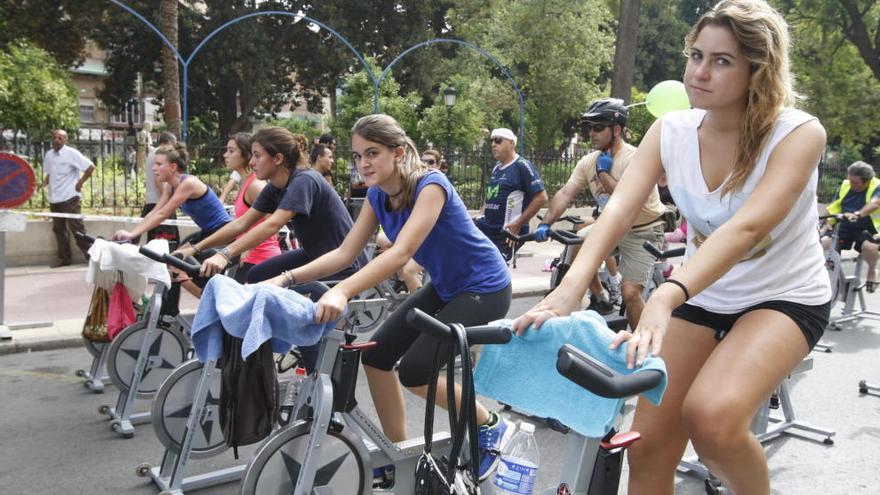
[
  {"xmin": 611, "ymin": 0, "xmax": 642, "ymax": 103},
  {"xmin": 160, "ymin": 0, "xmax": 181, "ymax": 139},
  {"xmin": 838, "ymin": 0, "xmax": 880, "ymax": 81}
]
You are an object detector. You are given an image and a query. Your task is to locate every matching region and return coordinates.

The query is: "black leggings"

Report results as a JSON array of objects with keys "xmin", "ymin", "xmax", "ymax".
[
  {"xmin": 361, "ymin": 282, "xmax": 512, "ymax": 387},
  {"xmin": 245, "ymin": 248, "xmax": 356, "ymax": 284}
]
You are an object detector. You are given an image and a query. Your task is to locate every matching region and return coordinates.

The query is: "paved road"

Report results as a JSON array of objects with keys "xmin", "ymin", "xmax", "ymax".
[{"xmin": 1, "ymin": 296, "xmax": 878, "ymax": 494}]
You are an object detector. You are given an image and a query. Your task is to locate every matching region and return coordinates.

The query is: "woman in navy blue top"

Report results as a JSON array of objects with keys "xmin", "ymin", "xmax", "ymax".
[{"xmin": 263, "ymin": 114, "xmax": 514, "ymax": 480}]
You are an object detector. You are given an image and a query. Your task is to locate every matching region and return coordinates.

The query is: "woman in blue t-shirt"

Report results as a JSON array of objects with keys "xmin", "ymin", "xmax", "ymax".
[{"xmin": 263, "ymin": 114, "xmax": 513, "ymax": 480}]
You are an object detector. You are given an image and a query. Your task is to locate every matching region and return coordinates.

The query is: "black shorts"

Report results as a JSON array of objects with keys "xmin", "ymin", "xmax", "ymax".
[
  {"xmin": 671, "ymin": 299, "xmax": 831, "ymax": 351},
  {"xmin": 837, "ymin": 227, "xmax": 877, "ymax": 252}
]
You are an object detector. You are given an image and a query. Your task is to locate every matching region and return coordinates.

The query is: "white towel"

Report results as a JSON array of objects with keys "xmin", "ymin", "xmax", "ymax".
[{"xmin": 86, "ymin": 238, "xmax": 172, "ymax": 300}]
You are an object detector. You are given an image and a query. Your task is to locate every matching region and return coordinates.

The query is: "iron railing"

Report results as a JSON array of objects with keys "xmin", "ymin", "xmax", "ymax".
[{"xmin": 9, "ymin": 134, "xmax": 859, "ymax": 214}]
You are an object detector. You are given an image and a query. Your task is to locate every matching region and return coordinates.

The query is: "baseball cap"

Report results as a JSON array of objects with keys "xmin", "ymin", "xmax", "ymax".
[{"xmin": 490, "ymin": 128, "xmax": 517, "ymax": 145}]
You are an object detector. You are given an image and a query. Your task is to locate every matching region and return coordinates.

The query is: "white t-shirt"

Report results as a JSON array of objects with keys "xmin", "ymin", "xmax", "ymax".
[
  {"xmin": 144, "ymin": 148, "xmax": 160, "ymax": 205},
  {"xmin": 230, "ymin": 170, "xmax": 242, "ymax": 183},
  {"xmin": 660, "ymin": 108, "xmax": 831, "ymax": 312},
  {"xmin": 43, "ymin": 145, "xmax": 93, "ymax": 204}
]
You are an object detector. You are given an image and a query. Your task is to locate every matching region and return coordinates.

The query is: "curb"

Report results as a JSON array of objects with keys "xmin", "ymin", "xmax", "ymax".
[{"xmin": 0, "ymin": 336, "xmax": 84, "ymax": 356}]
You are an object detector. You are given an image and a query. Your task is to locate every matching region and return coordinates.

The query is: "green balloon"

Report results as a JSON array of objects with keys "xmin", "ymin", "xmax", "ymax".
[{"xmin": 646, "ymin": 80, "xmax": 690, "ymax": 118}]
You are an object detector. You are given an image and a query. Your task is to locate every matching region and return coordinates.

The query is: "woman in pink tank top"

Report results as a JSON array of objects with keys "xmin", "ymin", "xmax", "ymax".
[{"xmin": 226, "ymin": 133, "xmax": 281, "ymax": 282}]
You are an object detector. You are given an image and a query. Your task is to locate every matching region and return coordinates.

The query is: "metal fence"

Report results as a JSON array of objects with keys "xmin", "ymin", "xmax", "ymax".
[{"xmin": 11, "ymin": 134, "xmax": 858, "ymax": 214}]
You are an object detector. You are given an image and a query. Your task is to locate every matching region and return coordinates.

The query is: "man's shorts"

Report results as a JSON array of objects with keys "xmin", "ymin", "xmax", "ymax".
[
  {"xmin": 578, "ymin": 223, "xmax": 664, "ymax": 286},
  {"xmin": 836, "ymin": 227, "xmax": 877, "ymax": 252}
]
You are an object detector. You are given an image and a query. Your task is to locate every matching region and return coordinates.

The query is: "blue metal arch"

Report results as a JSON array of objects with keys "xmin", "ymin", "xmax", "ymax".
[
  {"xmin": 107, "ymin": 2, "xmax": 375, "ymax": 143},
  {"xmin": 375, "ymin": 38, "xmax": 525, "ymax": 151}
]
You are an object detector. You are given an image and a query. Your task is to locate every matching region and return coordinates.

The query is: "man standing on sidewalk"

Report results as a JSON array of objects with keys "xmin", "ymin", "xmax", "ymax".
[
  {"xmin": 40, "ymin": 129, "xmax": 95, "ymax": 267},
  {"xmin": 474, "ymin": 127, "xmax": 548, "ymax": 261}
]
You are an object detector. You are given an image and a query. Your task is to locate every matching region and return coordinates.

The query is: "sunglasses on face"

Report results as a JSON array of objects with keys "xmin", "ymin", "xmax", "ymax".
[
  {"xmin": 423, "ymin": 159, "xmax": 436, "ymax": 165},
  {"xmin": 492, "ymin": 137, "xmax": 506, "ymax": 144},
  {"xmin": 582, "ymin": 123, "xmax": 609, "ymax": 134}
]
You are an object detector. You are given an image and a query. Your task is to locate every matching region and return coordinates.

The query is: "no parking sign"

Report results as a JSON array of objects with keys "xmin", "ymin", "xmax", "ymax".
[{"xmin": 0, "ymin": 152, "xmax": 36, "ymax": 208}]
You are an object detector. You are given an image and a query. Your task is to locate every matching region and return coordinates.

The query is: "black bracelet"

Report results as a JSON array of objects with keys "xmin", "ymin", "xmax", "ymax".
[{"xmin": 664, "ymin": 279, "xmax": 690, "ymax": 301}]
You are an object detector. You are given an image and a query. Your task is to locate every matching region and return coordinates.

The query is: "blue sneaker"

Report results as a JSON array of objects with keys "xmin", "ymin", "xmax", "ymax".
[{"xmin": 477, "ymin": 412, "xmax": 514, "ymax": 481}]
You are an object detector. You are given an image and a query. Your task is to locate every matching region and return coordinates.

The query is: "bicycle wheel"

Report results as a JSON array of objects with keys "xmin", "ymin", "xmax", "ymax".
[
  {"xmin": 151, "ymin": 359, "xmax": 227, "ymax": 459},
  {"xmin": 240, "ymin": 421, "xmax": 370, "ymax": 495},
  {"xmin": 346, "ymin": 287, "xmax": 387, "ymax": 333},
  {"xmin": 107, "ymin": 319, "xmax": 188, "ymax": 398}
]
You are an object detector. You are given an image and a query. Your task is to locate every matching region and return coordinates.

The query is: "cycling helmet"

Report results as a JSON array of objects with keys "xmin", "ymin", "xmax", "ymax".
[{"xmin": 580, "ymin": 98, "xmax": 628, "ymax": 126}]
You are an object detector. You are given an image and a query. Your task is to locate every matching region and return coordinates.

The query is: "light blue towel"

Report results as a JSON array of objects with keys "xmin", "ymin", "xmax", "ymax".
[
  {"xmin": 473, "ymin": 310, "xmax": 668, "ymax": 438},
  {"xmin": 191, "ymin": 275, "xmax": 339, "ymax": 362}
]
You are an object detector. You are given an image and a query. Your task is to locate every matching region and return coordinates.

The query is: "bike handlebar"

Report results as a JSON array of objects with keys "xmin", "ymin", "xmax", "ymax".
[
  {"xmin": 556, "ymin": 344, "xmax": 663, "ymax": 399},
  {"xmin": 406, "ymin": 308, "xmax": 512, "ymax": 346},
  {"xmin": 74, "ymin": 231, "xmax": 97, "ymax": 244},
  {"xmin": 504, "ymin": 228, "xmax": 583, "ymax": 246},
  {"xmin": 537, "ymin": 213, "xmax": 585, "ymax": 228},
  {"xmin": 138, "ymin": 246, "xmax": 201, "ymax": 277},
  {"xmin": 642, "ymin": 241, "xmax": 686, "ymax": 259},
  {"xmin": 818, "ymin": 214, "xmax": 847, "ymax": 221}
]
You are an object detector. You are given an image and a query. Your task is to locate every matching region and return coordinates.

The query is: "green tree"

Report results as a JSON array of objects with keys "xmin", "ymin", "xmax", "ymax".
[
  {"xmin": 779, "ymin": 0, "xmax": 880, "ymax": 160},
  {"xmin": 0, "ymin": 42, "xmax": 79, "ymax": 137},
  {"xmin": 633, "ymin": 0, "xmax": 692, "ymax": 89},
  {"xmin": 418, "ymin": 78, "xmax": 487, "ymax": 153},
  {"xmin": 92, "ymin": 0, "xmax": 455, "ymax": 140},
  {"xmin": 331, "ymin": 62, "xmax": 421, "ymax": 146},
  {"xmin": 0, "ymin": 0, "xmax": 101, "ymax": 67},
  {"xmin": 449, "ymin": 0, "xmax": 616, "ymax": 150}
]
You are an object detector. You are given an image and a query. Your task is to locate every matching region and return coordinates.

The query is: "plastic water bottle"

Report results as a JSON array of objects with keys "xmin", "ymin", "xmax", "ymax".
[
  {"xmin": 493, "ymin": 421, "xmax": 540, "ymax": 495},
  {"xmin": 280, "ymin": 366, "xmax": 307, "ymax": 424}
]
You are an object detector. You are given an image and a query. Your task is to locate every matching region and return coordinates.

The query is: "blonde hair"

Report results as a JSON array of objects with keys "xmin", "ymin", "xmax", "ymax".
[
  {"xmin": 351, "ymin": 114, "xmax": 427, "ymax": 211},
  {"xmin": 685, "ymin": 0, "xmax": 795, "ymax": 196}
]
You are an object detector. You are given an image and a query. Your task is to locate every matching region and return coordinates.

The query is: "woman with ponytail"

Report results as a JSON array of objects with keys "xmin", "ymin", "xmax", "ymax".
[
  {"xmin": 263, "ymin": 113, "xmax": 514, "ymax": 480},
  {"xmin": 112, "ymin": 142, "xmax": 231, "ymax": 244}
]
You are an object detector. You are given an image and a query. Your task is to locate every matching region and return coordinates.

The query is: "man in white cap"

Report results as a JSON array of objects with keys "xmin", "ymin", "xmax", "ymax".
[{"xmin": 474, "ymin": 127, "xmax": 547, "ymax": 260}]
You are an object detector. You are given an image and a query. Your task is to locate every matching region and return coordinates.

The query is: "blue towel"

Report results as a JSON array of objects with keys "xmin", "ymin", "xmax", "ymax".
[
  {"xmin": 191, "ymin": 275, "xmax": 339, "ymax": 362},
  {"xmin": 473, "ymin": 310, "xmax": 668, "ymax": 438}
]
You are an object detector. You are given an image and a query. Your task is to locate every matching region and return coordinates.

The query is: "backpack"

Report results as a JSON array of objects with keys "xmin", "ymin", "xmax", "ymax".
[{"xmin": 218, "ymin": 332, "xmax": 279, "ymax": 458}]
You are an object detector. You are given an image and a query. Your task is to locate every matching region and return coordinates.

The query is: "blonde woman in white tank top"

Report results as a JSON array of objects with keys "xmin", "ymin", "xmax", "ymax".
[{"xmin": 514, "ymin": 1, "xmax": 831, "ymax": 494}]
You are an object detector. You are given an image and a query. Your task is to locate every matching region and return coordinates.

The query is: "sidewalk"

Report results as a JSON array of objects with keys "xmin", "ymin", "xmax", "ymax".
[{"xmin": 0, "ymin": 241, "xmax": 564, "ymax": 355}]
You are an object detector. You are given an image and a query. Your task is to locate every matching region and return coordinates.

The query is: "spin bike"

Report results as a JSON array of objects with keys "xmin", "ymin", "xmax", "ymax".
[
  {"xmin": 546, "ymin": 343, "xmax": 665, "ymax": 495},
  {"xmin": 238, "ymin": 308, "xmax": 512, "ymax": 495},
  {"xmin": 99, "ymin": 242, "xmax": 231, "ymax": 438},
  {"xmin": 820, "ymin": 214, "xmax": 880, "ymax": 330},
  {"xmin": 132, "ymin": 247, "xmax": 245, "ymax": 494},
  {"xmin": 73, "ymin": 232, "xmax": 117, "ymax": 394}
]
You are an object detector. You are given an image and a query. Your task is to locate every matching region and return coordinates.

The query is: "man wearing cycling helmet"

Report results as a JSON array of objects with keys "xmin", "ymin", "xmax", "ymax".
[{"xmin": 536, "ymin": 98, "xmax": 666, "ymax": 328}]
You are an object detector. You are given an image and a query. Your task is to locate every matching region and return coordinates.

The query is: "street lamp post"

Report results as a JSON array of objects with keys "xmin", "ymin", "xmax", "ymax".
[{"xmin": 443, "ymin": 86, "xmax": 457, "ymax": 165}]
